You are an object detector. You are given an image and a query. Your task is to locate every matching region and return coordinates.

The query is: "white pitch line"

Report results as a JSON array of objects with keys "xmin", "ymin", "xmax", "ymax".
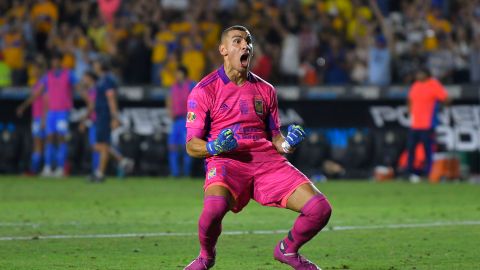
[
  {"xmin": 332, "ymin": 220, "xmax": 480, "ymax": 230},
  {"xmin": 0, "ymin": 222, "xmax": 40, "ymax": 227},
  {"xmin": 0, "ymin": 220, "xmax": 479, "ymax": 241}
]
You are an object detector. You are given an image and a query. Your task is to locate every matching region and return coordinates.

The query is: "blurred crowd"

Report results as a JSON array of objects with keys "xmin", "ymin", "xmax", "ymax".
[{"xmin": 1, "ymin": 0, "xmax": 480, "ymax": 88}]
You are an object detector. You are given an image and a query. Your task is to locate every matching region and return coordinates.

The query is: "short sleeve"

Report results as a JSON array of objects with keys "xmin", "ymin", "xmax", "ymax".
[
  {"xmin": 433, "ymin": 80, "xmax": 448, "ymax": 101},
  {"xmin": 105, "ymin": 76, "xmax": 118, "ymax": 94},
  {"xmin": 267, "ymin": 86, "xmax": 281, "ymax": 137},
  {"xmin": 185, "ymin": 86, "xmax": 210, "ymax": 140},
  {"xmin": 408, "ymin": 85, "xmax": 414, "ymax": 100}
]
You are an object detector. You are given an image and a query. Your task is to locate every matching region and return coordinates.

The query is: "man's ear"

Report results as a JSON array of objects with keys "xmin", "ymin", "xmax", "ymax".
[{"xmin": 219, "ymin": 44, "xmax": 228, "ymax": 56}]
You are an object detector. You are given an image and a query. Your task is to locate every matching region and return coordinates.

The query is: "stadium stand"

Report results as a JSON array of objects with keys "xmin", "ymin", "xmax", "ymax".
[{"xmin": 1, "ymin": 0, "xmax": 480, "ymax": 86}]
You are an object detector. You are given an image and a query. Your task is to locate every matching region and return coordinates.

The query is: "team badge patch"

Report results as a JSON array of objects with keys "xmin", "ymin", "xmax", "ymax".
[
  {"xmin": 186, "ymin": 112, "xmax": 196, "ymax": 122},
  {"xmin": 208, "ymin": 167, "xmax": 216, "ymax": 179},
  {"xmin": 254, "ymin": 98, "xmax": 264, "ymax": 115}
]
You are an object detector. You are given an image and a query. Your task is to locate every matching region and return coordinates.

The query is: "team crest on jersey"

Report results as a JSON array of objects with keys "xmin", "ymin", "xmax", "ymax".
[
  {"xmin": 186, "ymin": 111, "xmax": 196, "ymax": 122},
  {"xmin": 208, "ymin": 167, "xmax": 216, "ymax": 179},
  {"xmin": 254, "ymin": 98, "xmax": 264, "ymax": 115}
]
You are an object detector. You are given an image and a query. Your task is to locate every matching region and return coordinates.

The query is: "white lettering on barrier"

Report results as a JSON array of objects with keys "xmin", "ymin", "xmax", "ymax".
[
  {"xmin": 370, "ymin": 106, "xmax": 395, "ymax": 127},
  {"xmin": 370, "ymin": 105, "xmax": 480, "ymax": 151}
]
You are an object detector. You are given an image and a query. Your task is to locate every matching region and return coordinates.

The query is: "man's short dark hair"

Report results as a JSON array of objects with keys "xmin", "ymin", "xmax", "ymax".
[
  {"xmin": 417, "ymin": 66, "xmax": 431, "ymax": 77},
  {"xmin": 221, "ymin": 25, "xmax": 251, "ymax": 41}
]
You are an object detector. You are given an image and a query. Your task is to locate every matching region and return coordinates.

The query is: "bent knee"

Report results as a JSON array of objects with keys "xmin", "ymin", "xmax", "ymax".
[
  {"xmin": 320, "ymin": 197, "xmax": 332, "ymax": 220},
  {"xmin": 302, "ymin": 195, "xmax": 332, "ymax": 224}
]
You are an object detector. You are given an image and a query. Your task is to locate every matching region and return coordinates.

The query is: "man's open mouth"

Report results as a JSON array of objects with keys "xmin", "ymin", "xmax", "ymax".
[{"xmin": 240, "ymin": 52, "xmax": 250, "ymax": 68}]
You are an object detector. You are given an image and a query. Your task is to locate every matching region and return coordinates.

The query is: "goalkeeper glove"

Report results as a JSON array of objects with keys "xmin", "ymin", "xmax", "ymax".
[
  {"xmin": 206, "ymin": 128, "xmax": 238, "ymax": 156},
  {"xmin": 282, "ymin": 124, "xmax": 306, "ymax": 153}
]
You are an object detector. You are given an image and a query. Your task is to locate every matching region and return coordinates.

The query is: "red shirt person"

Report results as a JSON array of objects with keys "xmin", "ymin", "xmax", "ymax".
[{"xmin": 407, "ymin": 67, "xmax": 449, "ymax": 180}]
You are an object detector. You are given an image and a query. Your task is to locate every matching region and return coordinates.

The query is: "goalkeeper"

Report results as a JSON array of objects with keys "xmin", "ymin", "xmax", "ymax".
[{"xmin": 184, "ymin": 25, "xmax": 332, "ymax": 270}]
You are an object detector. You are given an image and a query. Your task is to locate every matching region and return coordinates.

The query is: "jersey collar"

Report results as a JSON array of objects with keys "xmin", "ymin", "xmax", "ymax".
[{"xmin": 217, "ymin": 65, "xmax": 256, "ymax": 85}]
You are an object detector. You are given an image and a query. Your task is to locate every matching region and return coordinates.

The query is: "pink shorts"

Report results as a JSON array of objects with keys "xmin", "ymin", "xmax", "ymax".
[{"xmin": 204, "ymin": 158, "xmax": 311, "ymax": 213}]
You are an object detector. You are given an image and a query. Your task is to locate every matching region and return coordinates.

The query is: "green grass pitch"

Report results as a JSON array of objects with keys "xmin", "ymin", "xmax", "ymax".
[{"xmin": 0, "ymin": 176, "xmax": 479, "ymax": 270}]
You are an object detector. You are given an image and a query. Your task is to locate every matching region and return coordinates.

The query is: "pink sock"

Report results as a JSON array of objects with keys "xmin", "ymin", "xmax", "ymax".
[
  {"xmin": 283, "ymin": 194, "xmax": 332, "ymax": 254},
  {"xmin": 198, "ymin": 196, "xmax": 229, "ymax": 259}
]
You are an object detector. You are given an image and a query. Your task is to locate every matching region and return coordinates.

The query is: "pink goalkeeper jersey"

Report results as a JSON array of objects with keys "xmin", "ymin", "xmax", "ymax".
[
  {"xmin": 171, "ymin": 80, "xmax": 195, "ymax": 118},
  {"xmin": 186, "ymin": 66, "xmax": 284, "ymax": 163},
  {"xmin": 31, "ymin": 81, "xmax": 46, "ymax": 118},
  {"xmin": 45, "ymin": 69, "xmax": 74, "ymax": 111}
]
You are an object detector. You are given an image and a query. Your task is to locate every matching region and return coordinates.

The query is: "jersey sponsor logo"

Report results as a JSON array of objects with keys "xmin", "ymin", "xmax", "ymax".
[
  {"xmin": 208, "ymin": 167, "xmax": 216, "ymax": 179},
  {"xmin": 239, "ymin": 134, "xmax": 260, "ymax": 140},
  {"xmin": 239, "ymin": 100, "xmax": 249, "ymax": 115},
  {"xmin": 254, "ymin": 98, "xmax": 263, "ymax": 115},
  {"xmin": 242, "ymin": 127, "xmax": 261, "ymax": 132},
  {"xmin": 186, "ymin": 111, "xmax": 196, "ymax": 122},
  {"xmin": 231, "ymin": 124, "xmax": 241, "ymax": 140}
]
